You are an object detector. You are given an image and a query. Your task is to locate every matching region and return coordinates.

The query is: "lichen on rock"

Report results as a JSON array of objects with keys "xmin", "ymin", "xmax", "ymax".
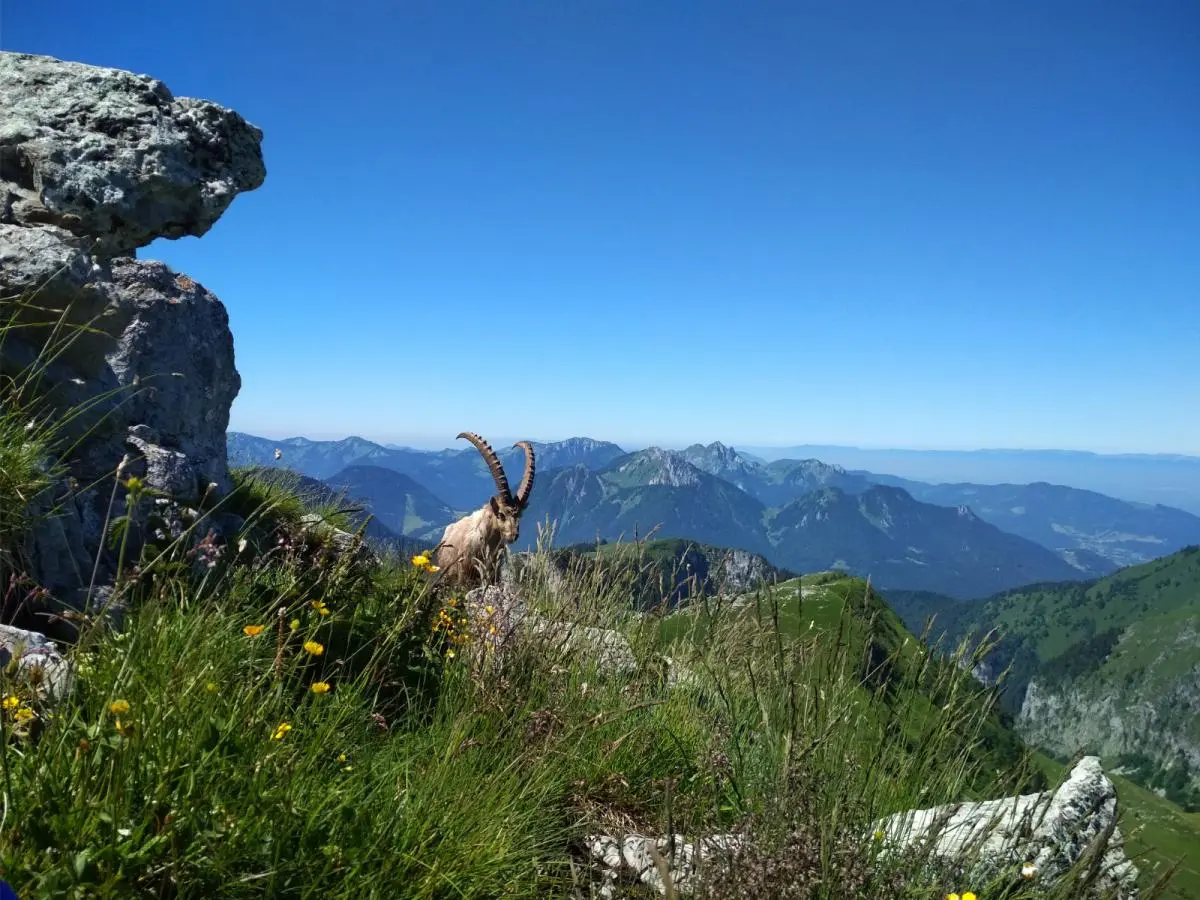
[{"xmin": 1, "ymin": 52, "xmax": 264, "ymax": 253}]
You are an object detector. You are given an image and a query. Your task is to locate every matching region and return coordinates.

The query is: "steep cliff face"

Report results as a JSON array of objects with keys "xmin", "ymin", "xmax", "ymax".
[
  {"xmin": 1017, "ymin": 623, "xmax": 1200, "ymax": 805},
  {"xmin": 0, "ymin": 52, "xmax": 265, "ymax": 632},
  {"xmin": 886, "ymin": 547, "xmax": 1200, "ymax": 810}
]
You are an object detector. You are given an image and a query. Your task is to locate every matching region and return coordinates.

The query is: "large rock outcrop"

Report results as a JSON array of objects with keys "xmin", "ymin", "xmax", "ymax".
[
  {"xmin": 0, "ymin": 52, "xmax": 264, "ymax": 634},
  {"xmin": 580, "ymin": 758, "xmax": 1140, "ymax": 898},
  {"xmin": 1, "ymin": 53, "xmax": 264, "ymax": 252},
  {"xmin": 873, "ymin": 756, "xmax": 1139, "ymax": 898}
]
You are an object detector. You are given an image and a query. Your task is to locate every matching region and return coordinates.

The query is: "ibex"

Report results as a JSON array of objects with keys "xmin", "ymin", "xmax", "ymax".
[{"xmin": 431, "ymin": 432, "xmax": 535, "ymax": 589}]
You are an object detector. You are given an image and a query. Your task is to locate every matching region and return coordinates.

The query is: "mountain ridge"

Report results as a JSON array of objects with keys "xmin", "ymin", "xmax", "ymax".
[
  {"xmin": 324, "ymin": 465, "xmax": 460, "ymax": 542},
  {"xmin": 857, "ymin": 474, "xmax": 1200, "ymax": 571},
  {"xmin": 229, "ymin": 432, "xmax": 1196, "ymax": 599}
]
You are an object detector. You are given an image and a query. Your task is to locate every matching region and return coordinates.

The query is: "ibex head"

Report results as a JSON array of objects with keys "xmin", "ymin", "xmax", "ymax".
[{"xmin": 458, "ymin": 431, "xmax": 536, "ymax": 544}]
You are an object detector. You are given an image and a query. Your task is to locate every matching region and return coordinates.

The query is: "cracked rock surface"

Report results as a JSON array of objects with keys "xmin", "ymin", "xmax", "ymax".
[{"xmin": 1, "ymin": 51, "xmax": 263, "ymax": 636}]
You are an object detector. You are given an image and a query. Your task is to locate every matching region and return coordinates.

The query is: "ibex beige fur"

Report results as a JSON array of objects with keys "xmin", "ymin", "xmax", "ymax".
[{"xmin": 432, "ymin": 432, "xmax": 535, "ymax": 589}]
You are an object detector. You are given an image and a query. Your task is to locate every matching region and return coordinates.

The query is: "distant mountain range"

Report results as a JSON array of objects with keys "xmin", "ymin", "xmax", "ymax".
[
  {"xmin": 885, "ymin": 546, "xmax": 1200, "ymax": 811},
  {"xmin": 857, "ymin": 474, "xmax": 1200, "ymax": 571},
  {"xmin": 739, "ymin": 444, "xmax": 1200, "ymax": 515},
  {"xmin": 228, "ymin": 433, "xmax": 1200, "ymax": 599},
  {"xmin": 227, "ymin": 432, "xmax": 624, "ymax": 509},
  {"xmin": 323, "ymin": 466, "xmax": 458, "ymax": 542}
]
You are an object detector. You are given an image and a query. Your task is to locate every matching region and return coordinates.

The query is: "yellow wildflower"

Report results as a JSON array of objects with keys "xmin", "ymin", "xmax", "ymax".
[
  {"xmin": 290, "ymin": 618, "xmax": 300, "ymax": 630},
  {"xmin": 271, "ymin": 722, "xmax": 292, "ymax": 740},
  {"xmin": 114, "ymin": 718, "xmax": 132, "ymax": 736},
  {"xmin": 303, "ymin": 640, "xmax": 324, "ymax": 656},
  {"xmin": 311, "ymin": 600, "xmax": 331, "ymax": 616},
  {"xmin": 13, "ymin": 708, "xmax": 35, "ymax": 724},
  {"xmin": 311, "ymin": 681, "xmax": 331, "ymax": 694},
  {"xmin": 109, "ymin": 699, "xmax": 131, "ymax": 716},
  {"xmin": 205, "ymin": 682, "xmax": 218, "ymax": 693},
  {"xmin": 963, "ymin": 894, "xmax": 977, "ymax": 900},
  {"xmin": 243, "ymin": 624, "xmax": 265, "ymax": 637},
  {"xmin": 446, "ymin": 649, "xmax": 455, "ymax": 659},
  {"xmin": 411, "ymin": 553, "xmax": 430, "ymax": 569},
  {"xmin": 427, "ymin": 563, "xmax": 440, "ymax": 572},
  {"xmin": 337, "ymin": 753, "xmax": 347, "ymax": 763},
  {"xmin": 872, "ymin": 829, "xmax": 885, "ymax": 841},
  {"xmin": 2, "ymin": 695, "xmax": 19, "ymax": 711}
]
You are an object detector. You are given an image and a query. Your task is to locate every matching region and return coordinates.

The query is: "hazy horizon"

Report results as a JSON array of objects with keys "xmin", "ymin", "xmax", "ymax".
[{"xmin": 233, "ymin": 428, "xmax": 1200, "ymax": 461}]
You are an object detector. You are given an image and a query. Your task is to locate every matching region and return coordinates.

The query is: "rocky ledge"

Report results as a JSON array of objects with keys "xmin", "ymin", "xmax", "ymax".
[
  {"xmin": 0, "ymin": 51, "xmax": 264, "ymax": 635},
  {"xmin": 581, "ymin": 757, "xmax": 1139, "ymax": 898}
]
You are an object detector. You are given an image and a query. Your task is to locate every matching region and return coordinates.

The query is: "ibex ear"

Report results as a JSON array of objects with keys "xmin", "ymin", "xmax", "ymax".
[{"xmin": 489, "ymin": 496, "xmax": 501, "ymax": 515}]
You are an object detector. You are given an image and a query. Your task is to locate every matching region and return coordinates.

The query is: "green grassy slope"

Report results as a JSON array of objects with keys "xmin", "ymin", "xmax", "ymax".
[
  {"xmin": 656, "ymin": 572, "xmax": 1040, "ymax": 806},
  {"xmin": 884, "ymin": 547, "xmax": 1200, "ymax": 886},
  {"xmin": 1, "ymin": 354, "xmax": 1186, "ymax": 896}
]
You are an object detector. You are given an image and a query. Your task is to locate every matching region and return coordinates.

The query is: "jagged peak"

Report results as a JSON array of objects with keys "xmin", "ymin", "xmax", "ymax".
[
  {"xmin": 679, "ymin": 440, "xmax": 759, "ymax": 477},
  {"xmin": 613, "ymin": 447, "xmax": 706, "ymax": 486}
]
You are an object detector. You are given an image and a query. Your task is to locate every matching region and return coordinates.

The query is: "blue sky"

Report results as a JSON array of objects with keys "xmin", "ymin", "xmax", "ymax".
[{"xmin": 5, "ymin": 1, "xmax": 1198, "ymax": 453}]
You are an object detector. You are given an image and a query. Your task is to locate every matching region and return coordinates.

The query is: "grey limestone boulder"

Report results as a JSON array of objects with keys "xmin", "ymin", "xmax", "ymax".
[
  {"xmin": 463, "ymin": 583, "xmax": 639, "ymax": 677},
  {"xmin": 1, "ymin": 51, "xmax": 262, "ymax": 634},
  {"xmin": 580, "ymin": 758, "xmax": 1140, "ymax": 898},
  {"xmin": 0, "ymin": 623, "xmax": 74, "ymax": 703},
  {"xmin": 1, "ymin": 52, "xmax": 265, "ymax": 253},
  {"xmin": 873, "ymin": 756, "xmax": 1139, "ymax": 898}
]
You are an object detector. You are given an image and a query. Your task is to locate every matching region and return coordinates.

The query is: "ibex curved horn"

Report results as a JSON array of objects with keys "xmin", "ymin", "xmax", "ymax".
[
  {"xmin": 513, "ymin": 440, "xmax": 536, "ymax": 509},
  {"xmin": 457, "ymin": 431, "xmax": 512, "ymax": 503}
]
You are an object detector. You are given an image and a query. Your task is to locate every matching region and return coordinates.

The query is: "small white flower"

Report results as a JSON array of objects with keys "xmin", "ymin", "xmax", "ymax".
[{"xmin": 1022, "ymin": 862, "xmax": 1038, "ymax": 879}]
